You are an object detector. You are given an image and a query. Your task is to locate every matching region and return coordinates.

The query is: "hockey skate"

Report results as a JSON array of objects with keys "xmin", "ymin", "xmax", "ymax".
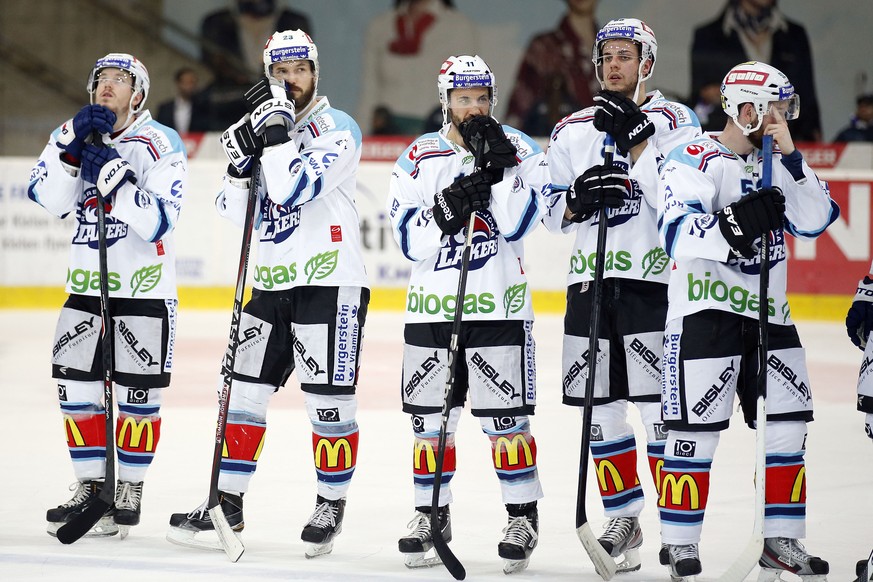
[
  {"xmin": 301, "ymin": 495, "xmax": 345, "ymax": 558},
  {"xmin": 498, "ymin": 502, "xmax": 539, "ymax": 574},
  {"xmin": 398, "ymin": 506, "xmax": 452, "ymax": 568},
  {"xmin": 856, "ymin": 548, "xmax": 873, "ymax": 582},
  {"xmin": 597, "ymin": 516, "xmax": 643, "ymax": 572},
  {"xmin": 665, "ymin": 543, "xmax": 702, "ymax": 582},
  {"xmin": 113, "ymin": 481, "xmax": 143, "ymax": 539},
  {"xmin": 757, "ymin": 537, "xmax": 829, "ymax": 581},
  {"xmin": 166, "ymin": 491, "xmax": 244, "ymax": 551},
  {"xmin": 46, "ymin": 480, "xmax": 118, "ymax": 538}
]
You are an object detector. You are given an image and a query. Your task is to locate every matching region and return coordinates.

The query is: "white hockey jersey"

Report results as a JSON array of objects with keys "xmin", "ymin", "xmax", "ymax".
[
  {"xmin": 28, "ymin": 111, "xmax": 186, "ymax": 299},
  {"xmin": 658, "ymin": 135, "xmax": 840, "ymax": 325},
  {"xmin": 216, "ymin": 97, "xmax": 369, "ymax": 291},
  {"xmin": 544, "ymin": 90, "xmax": 701, "ymax": 287},
  {"xmin": 387, "ymin": 124, "xmax": 548, "ymax": 323}
]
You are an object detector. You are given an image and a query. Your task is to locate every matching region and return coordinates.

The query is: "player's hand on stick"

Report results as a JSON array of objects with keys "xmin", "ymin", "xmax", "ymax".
[
  {"xmin": 57, "ymin": 105, "xmax": 116, "ymax": 161},
  {"xmin": 460, "ymin": 115, "xmax": 518, "ymax": 171},
  {"xmin": 81, "ymin": 144, "xmax": 136, "ymax": 198},
  {"xmin": 716, "ymin": 187, "xmax": 785, "ymax": 259},
  {"xmin": 244, "ymin": 77, "xmax": 294, "ymax": 145},
  {"xmin": 565, "ymin": 164, "xmax": 627, "ymax": 223},
  {"xmin": 593, "ymin": 90, "xmax": 654, "ymax": 152},
  {"xmin": 847, "ymin": 276, "xmax": 873, "ymax": 350},
  {"xmin": 221, "ymin": 115, "xmax": 261, "ymax": 178},
  {"xmin": 433, "ymin": 171, "xmax": 493, "ymax": 235}
]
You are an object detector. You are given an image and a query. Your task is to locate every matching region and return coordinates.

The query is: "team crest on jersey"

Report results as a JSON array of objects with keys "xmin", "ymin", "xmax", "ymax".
[
  {"xmin": 729, "ymin": 230, "xmax": 787, "ymax": 274},
  {"xmin": 434, "ymin": 212, "xmax": 499, "ymax": 272},
  {"xmin": 72, "ymin": 191, "xmax": 128, "ymax": 249},
  {"xmin": 260, "ymin": 200, "xmax": 301, "ymax": 243},
  {"xmin": 603, "ymin": 175, "xmax": 642, "ymax": 227}
]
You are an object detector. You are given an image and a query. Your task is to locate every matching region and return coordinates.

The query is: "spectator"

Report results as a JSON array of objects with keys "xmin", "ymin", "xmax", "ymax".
[
  {"xmin": 199, "ymin": 0, "xmax": 312, "ymax": 130},
  {"xmin": 691, "ymin": 0, "xmax": 822, "ymax": 141},
  {"xmin": 833, "ymin": 94, "xmax": 873, "ymax": 142},
  {"xmin": 357, "ymin": 0, "xmax": 478, "ymax": 135},
  {"xmin": 505, "ymin": 0, "xmax": 601, "ymax": 137},
  {"xmin": 155, "ymin": 67, "xmax": 210, "ymax": 134}
]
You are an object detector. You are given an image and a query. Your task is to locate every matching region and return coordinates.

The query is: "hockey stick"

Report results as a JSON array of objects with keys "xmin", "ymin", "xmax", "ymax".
[
  {"xmin": 203, "ymin": 157, "xmax": 263, "ymax": 563},
  {"xmin": 428, "ymin": 135, "xmax": 491, "ymax": 582},
  {"xmin": 856, "ymin": 548, "xmax": 873, "ymax": 582},
  {"xmin": 575, "ymin": 135, "xmax": 619, "ymax": 581},
  {"xmin": 716, "ymin": 133, "xmax": 773, "ymax": 582},
  {"xmin": 57, "ymin": 131, "xmax": 117, "ymax": 544}
]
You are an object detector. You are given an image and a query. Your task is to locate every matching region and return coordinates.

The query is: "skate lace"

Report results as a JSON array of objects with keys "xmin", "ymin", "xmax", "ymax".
[
  {"xmin": 185, "ymin": 499, "xmax": 210, "ymax": 521},
  {"xmin": 405, "ymin": 511, "xmax": 431, "ymax": 541},
  {"xmin": 772, "ymin": 537, "xmax": 813, "ymax": 566},
  {"xmin": 600, "ymin": 517, "xmax": 634, "ymax": 544},
  {"xmin": 502, "ymin": 516, "xmax": 538, "ymax": 548},
  {"xmin": 61, "ymin": 481, "xmax": 93, "ymax": 508},
  {"xmin": 306, "ymin": 501, "xmax": 338, "ymax": 529},
  {"xmin": 114, "ymin": 482, "xmax": 142, "ymax": 511},
  {"xmin": 670, "ymin": 543, "xmax": 699, "ymax": 562}
]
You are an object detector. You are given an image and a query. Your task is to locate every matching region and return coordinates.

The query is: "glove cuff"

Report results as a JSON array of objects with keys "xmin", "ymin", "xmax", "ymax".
[
  {"xmin": 96, "ymin": 157, "xmax": 135, "ymax": 197},
  {"xmin": 263, "ymin": 125, "xmax": 291, "ymax": 148}
]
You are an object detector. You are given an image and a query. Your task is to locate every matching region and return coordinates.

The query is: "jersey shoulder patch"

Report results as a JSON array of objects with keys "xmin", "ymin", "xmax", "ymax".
[
  {"xmin": 503, "ymin": 125, "xmax": 540, "ymax": 158},
  {"xmin": 396, "ymin": 133, "xmax": 454, "ymax": 176},
  {"xmin": 314, "ymin": 107, "xmax": 362, "ymax": 147},
  {"xmin": 646, "ymin": 98, "xmax": 700, "ymax": 130},
  {"xmin": 550, "ymin": 106, "xmax": 596, "ymax": 140},
  {"xmin": 125, "ymin": 122, "xmax": 184, "ymax": 159}
]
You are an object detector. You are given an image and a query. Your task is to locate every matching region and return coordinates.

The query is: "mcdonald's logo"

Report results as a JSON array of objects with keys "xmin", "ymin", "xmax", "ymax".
[
  {"xmin": 791, "ymin": 467, "xmax": 806, "ymax": 503},
  {"xmin": 414, "ymin": 439, "xmax": 436, "ymax": 473},
  {"xmin": 595, "ymin": 459, "xmax": 625, "ymax": 492},
  {"xmin": 63, "ymin": 415, "xmax": 85, "ymax": 447},
  {"xmin": 654, "ymin": 459, "xmax": 665, "ymax": 494},
  {"xmin": 659, "ymin": 473, "xmax": 700, "ymax": 509},
  {"xmin": 314, "ymin": 437, "xmax": 353, "ymax": 470},
  {"xmin": 117, "ymin": 417, "xmax": 155, "ymax": 452},
  {"xmin": 493, "ymin": 435, "xmax": 533, "ymax": 469}
]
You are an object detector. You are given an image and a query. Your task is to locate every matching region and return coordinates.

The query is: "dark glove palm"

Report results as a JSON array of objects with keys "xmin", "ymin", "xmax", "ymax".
[
  {"xmin": 460, "ymin": 115, "xmax": 518, "ymax": 171},
  {"xmin": 593, "ymin": 90, "xmax": 654, "ymax": 152},
  {"xmin": 433, "ymin": 171, "xmax": 492, "ymax": 235},
  {"xmin": 565, "ymin": 164, "xmax": 628, "ymax": 223},
  {"xmin": 847, "ymin": 276, "xmax": 873, "ymax": 350},
  {"xmin": 716, "ymin": 187, "xmax": 785, "ymax": 259}
]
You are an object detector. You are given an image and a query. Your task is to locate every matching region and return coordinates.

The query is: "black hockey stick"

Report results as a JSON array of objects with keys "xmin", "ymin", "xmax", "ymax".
[
  {"xmin": 204, "ymin": 157, "xmax": 263, "ymax": 563},
  {"xmin": 717, "ymin": 133, "xmax": 773, "ymax": 582},
  {"xmin": 57, "ymin": 131, "xmax": 117, "ymax": 544},
  {"xmin": 428, "ymin": 134, "xmax": 490, "ymax": 581},
  {"xmin": 574, "ymin": 135, "xmax": 619, "ymax": 580}
]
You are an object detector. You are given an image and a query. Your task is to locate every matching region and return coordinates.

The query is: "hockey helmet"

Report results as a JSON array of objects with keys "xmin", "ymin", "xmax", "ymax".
[
  {"xmin": 721, "ymin": 61, "xmax": 800, "ymax": 135},
  {"xmin": 437, "ymin": 55, "xmax": 497, "ymax": 126},
  {"xmin": 263, "ymin": 29, "xmax": 319, "ymax": 88},
  {"xmin": 87, "ymin": 53, "xmax": 150, "ymax": 114},
  {"xmin": 592, "ymin": 18, "xmax": 658, "ymax": 85}
]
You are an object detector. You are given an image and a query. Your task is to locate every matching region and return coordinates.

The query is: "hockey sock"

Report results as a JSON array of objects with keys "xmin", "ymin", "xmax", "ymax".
[
  {"xmin": 413, "ymin": 433, "xmax": 456, "ymax": 508},
  {"xmin": 659, "ymin": 430, "xmax": 718, "ymax": 544},
  {"xmin": 639, "ymin": 400, "xmax": 668, "ymax": 495},
  {"xmin": 58, "ymin": 380, "xmax": 106, "ymax": 480},
  {"xmin": 219, "ymin": 380, "xmax": 273, "ymax": 493},
  {"xmin": 590, "ymin": 401, "xmax": 644, "ymax": 515},
  {"xmin": 763, "ymin": 421, "xmax": 807, "ymax": 538},
  {"xmin": 481, "ymin": 416, "xmax": 543, "ymax": 504},
  {"xmin": 115, "ymin": 385, "xmax": 162, "ymax": 483},
  {"xmin": 306, "ymin": 393, "xmax": 359, "ymax": 499}
]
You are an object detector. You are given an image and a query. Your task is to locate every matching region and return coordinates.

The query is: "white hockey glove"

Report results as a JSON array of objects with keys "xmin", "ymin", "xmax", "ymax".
[
  {"xmin": 80, "ymin": 144, "xmax": 136, "ymax": 198},
  {"xmin": 244, "ymin": 77, "xmax": 294, "ymax": 146},
  {"xmin": 847, "ymin": 275, "xmax": 873, "ymax": 350},
  {"xmin": 220, "ymin": 115, "xmax": 261, "ymax": 178}
]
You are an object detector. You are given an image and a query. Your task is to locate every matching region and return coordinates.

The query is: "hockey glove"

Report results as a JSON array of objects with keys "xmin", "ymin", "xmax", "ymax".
[
  {"xmin": 56, "ymin": 105, "xmax": 117, "ymax": 162},
  {"xmin": 81, "ymin": 144, "xmax": 136, "ymax": 198},
  {"xmin": 432, "ymin": 171, "xmax": 493, "ymax": 236},
  {"xmin": 221, "ymin": 115, "xmax": 261, "ymax": 177},
  {"xmin": 716, "ymin": 187, "xmax": 785, "ymax": 259},
  {"xmin": 847, "ymin": 276, "xmax": 873, "ymax": 350},
  {"xmin": 565, "ymin": 164, "xmax": 628, "ymax": 223},
  {"xmin": 460, "ymin": 115, "xmax": 518, "ymax": 171},
  {"xmin": 244, "ymin": 77, "xmax": 294, "ymax": 146},
  {"xmin": 593, "ymin": 90, "xmax": 654, "ymax": 152}
]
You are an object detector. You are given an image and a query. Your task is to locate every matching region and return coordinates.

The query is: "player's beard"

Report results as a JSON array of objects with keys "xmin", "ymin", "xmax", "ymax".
[
  {"xmin": 289, "ymin": 84, "xmax": 315, "ymax": 111},
  {"xmin": 748, "ymin": 126, "xmax": 765, "ymax": 150}
]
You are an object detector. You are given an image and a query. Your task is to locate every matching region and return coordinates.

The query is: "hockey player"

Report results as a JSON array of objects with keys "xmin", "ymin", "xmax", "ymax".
[
  {"xmin": 544, "ymin": 18, "xmax": 700, "ymax": 573},
  {"xmin": 657, "ymin": 60, "xmax": 839, "ymax": 580},
  {"xmin": 166, "ymin": 30, "xmax": 369, "ymax": 559},
  {"xmin": 29, "ymin": 53, "xmax": 187, "ymax": 538},
  {"xmin": 387, "ymin": 55, "xmax": 548, "ymax": 574}
]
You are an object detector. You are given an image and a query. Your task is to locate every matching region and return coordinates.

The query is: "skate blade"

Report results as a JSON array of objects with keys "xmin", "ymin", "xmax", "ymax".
[
  {"xmin": 304, "ymin": 540, "xmax": 334, "ymax": 559},
  {"xmin": 118, "ymin": 525, "xmax": 131, "ymax": 540},
  {"xmin": 47, "ymin": 516, "xmax": 119, "ymax": 538},
  {"xmin": 670, "ymin": 576, "xmax": 697, "ymax": 582},
  {"xmin": 616, "ymin": 547, "xmax": 641, "ymax": 573},
  {"xmin": 758, "ymin": 571, "xmax": 826, "ymax": 582},
  {"xmin": 403, "ymin": 550, "xmax": 443, "ymax": 568},
  {"xmin": 503, "ymin": 558, "xmax": 530, "ymax": 574},
  {"xmin": 166, "ymin": 526, "xmax": 239, "ymax": 552}
]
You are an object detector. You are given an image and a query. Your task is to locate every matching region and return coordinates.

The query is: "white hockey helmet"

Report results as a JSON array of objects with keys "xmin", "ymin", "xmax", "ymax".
[
  {"xmin": 263, "ymin": 29, "xmax": 319, "ymax": 89},
  {"xmin": 721, "ymin": 61, "xmax": 800, "ymax": 135},
  {"xmin": 87, "ymin": 53, "xmax": 150, "ymax": 114},
  {"xmin": 437, "ymin": 55, "xmax": 497, "ymax": 126},
  {"xmin": 592, "ymin": 18, "xmax": 658, "ymax": 86}
]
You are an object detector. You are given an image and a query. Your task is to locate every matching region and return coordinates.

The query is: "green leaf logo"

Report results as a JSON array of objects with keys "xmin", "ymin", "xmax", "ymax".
[
  {"xmin": 503, "ymin": 283, "xmax": 527, "ymax": 317},
  {"xmin": 130, "ymin": 263, "xmax": 162, "ymax": 296},
  {"xmin": 641, "ymin": 247, "xmax": 669, "ymax": 278},
  {"xmin": 305, "ymin": 250, "xmax": 339, "ymax": 283}
]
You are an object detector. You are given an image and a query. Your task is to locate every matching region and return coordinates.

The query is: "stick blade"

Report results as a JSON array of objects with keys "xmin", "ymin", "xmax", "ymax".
[
  {"xmin": 207, "ymin": 505, "xmax": 245, "ymax": 562},
  {"xmin": 716, "ymin": 534, "xmax": 764, "ymax": 582},
  {"xmin": 56, "ymin": 498, "xmax": 113, "ymax": 545},
  {"xmin": 431, "ymin": 523, "xmax": 465, "ymax": 580},
  {"xmin": 576, "ymin": 522, "xmax": 617, "ymax": 580}
]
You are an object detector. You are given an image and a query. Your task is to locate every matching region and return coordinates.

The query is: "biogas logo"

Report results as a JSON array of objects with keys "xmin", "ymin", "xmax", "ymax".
[
  {"xmin": 687, "ymin": 272, "xmax": 775, "ymax": 316},
  {"xmin": 406, "ymin": 286, "xmax": 496, "ymax": 321},
  {"xmin": 570, "ymin": 249, "xmax": 632, "ymax": 277},
  {"xmin": 66, "ymin": 268, "xmax": 121, "ymax": 294},
  {"xmin": 254, "ymin": 262, "xmax": 297, "ymax": 289}
]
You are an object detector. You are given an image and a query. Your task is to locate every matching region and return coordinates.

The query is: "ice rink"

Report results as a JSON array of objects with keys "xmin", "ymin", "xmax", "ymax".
[{"xmin": 1, "ymin": 308, "xmax": 870, "ymax": 581}]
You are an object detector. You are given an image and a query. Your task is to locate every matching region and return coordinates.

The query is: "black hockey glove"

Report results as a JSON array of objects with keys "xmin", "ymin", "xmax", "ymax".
[
  {"xmin": 244, "ymin": 77, "xmax": 293, "ymax": 146},
  {"xmin": 432, "ymin": 171, "xmax": 493, "ymax": 236},
  {"xmin": 847, "ymin": 276, "xmax": 873, "ymax": 350},
  {"xmin": 221, "ymin": 115, "xmax": 262, "ymax": 178},
  {"xmin": 565, "ymin": 164, "xmax": 628, "ymax": 223},
  {"xmin": 593, "ymin": 90, "xmax": 655, "ymax": 152},
  {"xmin": 716, "ymin": 187, "xmax": 785, "ymax": 259},
  {"xmin": 460, "ymin": 115, "xmax": 518, "ymax": 172}
]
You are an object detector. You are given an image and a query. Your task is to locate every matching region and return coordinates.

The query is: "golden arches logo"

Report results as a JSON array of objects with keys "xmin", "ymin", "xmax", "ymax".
[
  {"xmin": 314, "ymin": 438, "xmax": 353, "ymax": 469},
  {"xmin": 791, "ymin": 467, "xmax": 806, "ymax": 503},
  {"xmin": 595, "ymin": 459, "xmax": 625, "ymax": 492},
  {"xmin": 654, "ymin": 458, "xmax": 665, "ymax": 494},
  {"xmin": 414, "ymin": 439, "xmax": 436, "ymax": 473},
  {"xmin": 493, "ymin": 435, "xmax": 533, "ymax": 469},
  {"xmin": 659, "ymin": 474, "xmax": 700, "ymax": 509},
  {"xmin": 116, "ymin": 417, "xmax": 155, "ymax": 451},
  {"xmin": 63, "ymin": 415, "xmax": 85, "ymax": 447}
]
